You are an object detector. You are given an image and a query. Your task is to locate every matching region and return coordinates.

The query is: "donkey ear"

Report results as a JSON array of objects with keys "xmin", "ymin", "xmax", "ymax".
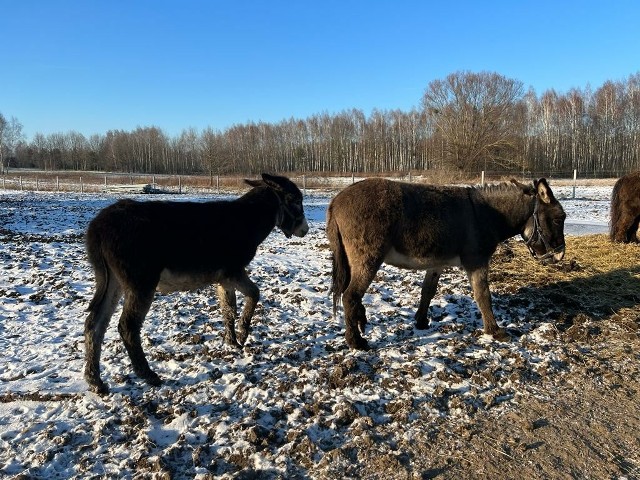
[
  {"xmin": 261, "ymin": 173, "xmax": 285, "ymax": 192},
  {"xmin": 535, "ymin": 178, "xmax": 555, "ymax": 204},
  {"xmin": 245, "ymin": 179, "xmax": 264, "ymax": 188}
]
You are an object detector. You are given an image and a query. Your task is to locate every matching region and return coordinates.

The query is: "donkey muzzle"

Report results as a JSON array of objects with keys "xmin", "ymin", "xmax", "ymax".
[{"xmin": 293, "ymin": 217, "xmax": 309, "ymax": 237}]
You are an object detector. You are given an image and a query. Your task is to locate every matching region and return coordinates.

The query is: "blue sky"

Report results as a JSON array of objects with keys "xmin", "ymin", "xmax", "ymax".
[{"xmin": 2, "ymin": 1, "xmax": 639, "ymax": 140}]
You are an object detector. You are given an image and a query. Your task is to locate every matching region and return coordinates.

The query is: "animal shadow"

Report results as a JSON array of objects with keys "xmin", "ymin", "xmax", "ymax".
[{"xmin": 512, "ymin": 265, "xmax": 640, "ymax": 332}]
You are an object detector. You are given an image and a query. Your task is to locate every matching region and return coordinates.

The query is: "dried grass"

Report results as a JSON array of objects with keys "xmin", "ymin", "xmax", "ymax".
[{"xmin": 491, "ymin": 235, "xmax": 640, "ymax": 326}]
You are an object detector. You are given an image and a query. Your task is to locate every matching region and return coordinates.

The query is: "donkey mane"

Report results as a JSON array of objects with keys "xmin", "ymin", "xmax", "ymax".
[
  {"xmin": 467, "ymin": 182, "xmax": 538, "ymax": 236},
  {"xmin": 471, "ymin": 181, "xmax": 535, "ymax": 200}
]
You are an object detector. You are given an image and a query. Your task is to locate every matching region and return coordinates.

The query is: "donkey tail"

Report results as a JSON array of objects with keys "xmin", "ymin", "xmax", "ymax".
[{"xmin": 326, "ymin": 207, "xmax": 350, "ymax": 317}]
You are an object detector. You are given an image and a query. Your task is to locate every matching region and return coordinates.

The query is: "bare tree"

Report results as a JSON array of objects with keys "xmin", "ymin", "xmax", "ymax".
[
  {"xmin": 0, "ymin": 114, "xmax": 25, "ymax": 173},
  {"xmin": 67, "ymin": 131, "xmax": 88, "ymax": 170},
  {"xmin": 422, "ymin": 71, "xmax": 524, "ymax": 171},
  {"xmin": 87, "ymin": 134, "xmax": 104, "ymax": 170},
  {"xmin": 8, "ymin": 70, "xmax": 640, "ymax": 178},
  {"xmin": 594, "ymin": 81, "xmax": 628, "ymax": 173},
  {"xmin": 200, "ymin": 127, "xmax": 221, "ymax": 183},
  {"xmin": 626, "ymin": 73, "xmax": 640, "ymax": 171}
]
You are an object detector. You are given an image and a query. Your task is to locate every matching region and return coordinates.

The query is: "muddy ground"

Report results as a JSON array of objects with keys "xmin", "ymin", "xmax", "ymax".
[{"xmin": 0, "ymin": 191, "xmax": 638, "ymax": 479}]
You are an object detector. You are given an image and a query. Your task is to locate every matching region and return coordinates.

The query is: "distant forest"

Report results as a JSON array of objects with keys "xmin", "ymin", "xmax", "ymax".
[{"xmin": 2, "ymin": 71, "xmax": 640, "ymax": 178}]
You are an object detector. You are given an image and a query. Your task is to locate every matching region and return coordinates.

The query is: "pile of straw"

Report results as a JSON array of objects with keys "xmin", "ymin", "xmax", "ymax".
[{"xmin": 490, "ymin": 235, "xmax": 640, "ymax": 326}]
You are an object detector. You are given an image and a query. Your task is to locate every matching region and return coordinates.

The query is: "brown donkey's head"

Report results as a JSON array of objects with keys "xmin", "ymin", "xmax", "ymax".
[{"xmin": 520, "ymin": 178, "xmax": 566, "ymax": 264}]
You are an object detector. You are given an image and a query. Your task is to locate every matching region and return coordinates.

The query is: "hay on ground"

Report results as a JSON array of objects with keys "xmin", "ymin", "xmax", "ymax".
[{"xmin": 490, "ymin": 234, "xmax": 640, "ymax": 328}]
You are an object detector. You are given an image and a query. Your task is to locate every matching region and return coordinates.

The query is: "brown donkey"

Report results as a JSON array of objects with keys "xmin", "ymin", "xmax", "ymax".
[
  {"xmin": 84, "ymin": 173, "xmax": 308, "ymax": 393},
  {"xmin": 610, "ymin": 171, "xmax": 640, "ymax": 243},
  {"xmin": 327, "ymin": 178, "xmax": 566, "ymax": 350}
]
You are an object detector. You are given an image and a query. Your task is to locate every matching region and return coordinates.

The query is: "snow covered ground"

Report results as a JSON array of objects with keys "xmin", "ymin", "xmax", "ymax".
[{"xmin": 0, "ymin": 183, "xmax": 613, "ymax": 478}]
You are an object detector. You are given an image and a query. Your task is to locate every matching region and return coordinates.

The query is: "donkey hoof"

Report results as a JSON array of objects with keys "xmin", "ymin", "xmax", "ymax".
[
  {"xmin": 85, "ymin": 372, "xmax": 109, "ymax": 395},
  {"xmin": 144, "ymin": 373, "xmax": 163, "ymax": 387},
  {"xmin": 347, "ymin": 337, "xmax": 370, "ymax": 351},
  {"xmin": 489, "ymin": 327, "xmax": 508, "ymax": 341},
  {"xmin": 237, "ymin": 330, "xmax": 250, "ymax": 345},
  {"xmin": 224, "ymin": 336, "xmax": 242, "ymax": 349},
  {"xmin": 135, "ymin": 368, "xmax": 162, "ymax": 387},
  {"xmin": 88, "ymin": 380, "xmax": 109, "ymax": 395}
]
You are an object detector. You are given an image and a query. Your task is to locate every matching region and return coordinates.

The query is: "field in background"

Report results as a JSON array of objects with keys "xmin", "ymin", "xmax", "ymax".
[{"xmin": 0, "ymin": 169, "xmax": 618, "ymax": 194}]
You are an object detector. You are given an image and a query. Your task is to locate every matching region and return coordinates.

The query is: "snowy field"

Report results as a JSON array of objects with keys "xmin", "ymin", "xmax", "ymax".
[{"xmin": 0, "ymin": 184, "xmax": 613, "ymax": 478}]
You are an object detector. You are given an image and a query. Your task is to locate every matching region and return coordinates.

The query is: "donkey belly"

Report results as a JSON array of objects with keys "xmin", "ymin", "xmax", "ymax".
[
  {"xmin": 384, "ymin": 247, "xmax": 461, "ymax": 270},
  {"xmin": 157, "ymin": 269, "xmax": 224, "ymax": 293}
]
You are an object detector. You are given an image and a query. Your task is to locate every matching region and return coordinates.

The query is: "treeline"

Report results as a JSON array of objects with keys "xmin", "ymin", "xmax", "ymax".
[{"xmin": 3, "ymin": 71, "xmax": 640, "ymax": 177}]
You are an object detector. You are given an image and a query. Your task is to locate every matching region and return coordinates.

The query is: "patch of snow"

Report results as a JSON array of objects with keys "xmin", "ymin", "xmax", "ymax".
[{"xmin": 0, "ymin": 186, "xmax": 613, "ymax": 478}]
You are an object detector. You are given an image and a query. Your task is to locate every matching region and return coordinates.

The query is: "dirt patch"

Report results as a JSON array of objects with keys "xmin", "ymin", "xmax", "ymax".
[
  {"xmin": 317, "ymin": 237, "xmax": 640, "ymax": 479},
  {"xmin": 401, "ymin": 371, "xmax": 640, "ymax": 479}
]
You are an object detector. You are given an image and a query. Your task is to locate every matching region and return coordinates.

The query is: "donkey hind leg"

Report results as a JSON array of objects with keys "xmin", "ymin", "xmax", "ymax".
[
  {"xmin": 117, "ymin": 290, "xmax": 160, "ymax": 386},
  {"xmin": 628, "ymin": 215, "xmax": 640, "ymax": 243},
  {"xmin": 614, "ymin": 212, "xmax": 634, "ymax": 242},
  {"xmin": 614, "ymin": 208, "xmax": 639, "ymax": 242},
  {"xmin": 217, "ymin": 284, "xmax": 241, "ymax": 348},
  {"xmin": 235, "ymin": 273, "xmax": 259, "ymax": 346},
  {"xmin": 84, "ymin": 272, "xmax": 122, "ymax": 394},
  {"xmin": 343, "ymin": 262, "xmax": 381, "ymax": 351},
  {"xmin": 466, "ymin": 264, "xmax": 507, "ymax": 341},
  {"xmin": 415, "ymin": 268, "xmax": 442, "ymax": 329}
]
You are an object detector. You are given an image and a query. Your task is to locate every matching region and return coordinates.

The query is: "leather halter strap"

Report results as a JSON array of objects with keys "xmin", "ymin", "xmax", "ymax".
[{"xmin": 524, "ymin": 198, "xmax": 565, "ymax": 261}]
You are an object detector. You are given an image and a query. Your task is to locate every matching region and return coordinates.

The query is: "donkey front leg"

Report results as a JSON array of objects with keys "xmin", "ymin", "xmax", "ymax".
[
  {"xmin": 466, "ymin": 264, "xmax": 507, "ymax": 340},
  {"xmin": 415, "ymin": 268, "xmax": 441, "ymax": 329},
  {"xmin": 118, "ymin": 290, "xmax": 161, "ymax": 386},
  {"xmin": 217, "ymin": 284, "xmax": 241, "ymax": 348}
]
